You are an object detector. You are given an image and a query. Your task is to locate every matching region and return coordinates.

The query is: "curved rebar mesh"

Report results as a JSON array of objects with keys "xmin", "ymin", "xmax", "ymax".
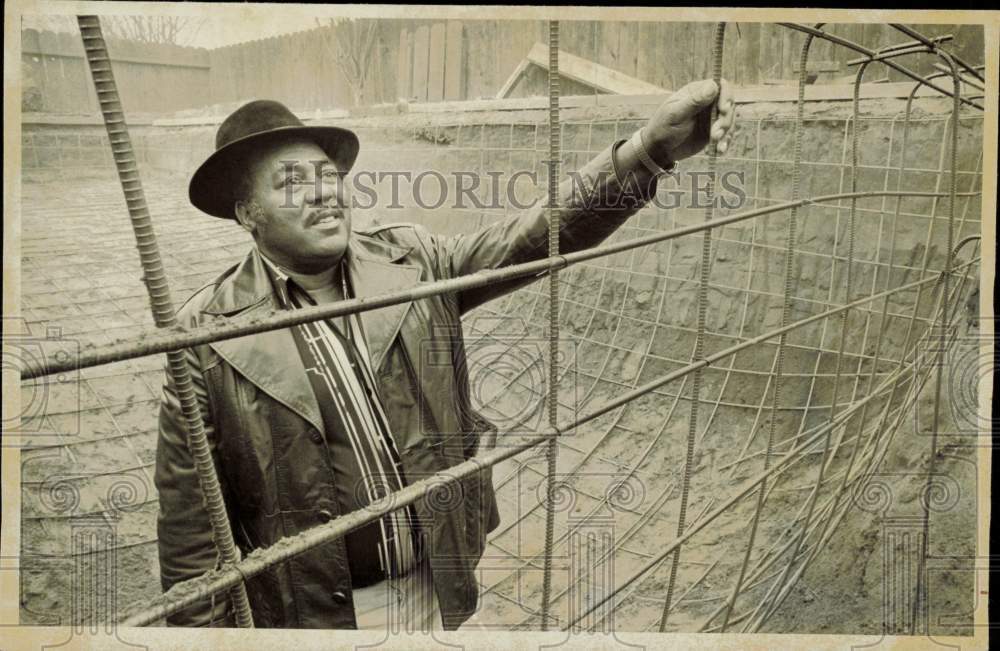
[{"xmin": 16, "ymin": 20, "xmax": 984, "ymax": 635}]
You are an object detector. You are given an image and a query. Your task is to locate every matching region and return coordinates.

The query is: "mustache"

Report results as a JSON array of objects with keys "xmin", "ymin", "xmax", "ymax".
[{"xmin": 307, "ymin": 205, "xmax": 346, "ymax": 225}]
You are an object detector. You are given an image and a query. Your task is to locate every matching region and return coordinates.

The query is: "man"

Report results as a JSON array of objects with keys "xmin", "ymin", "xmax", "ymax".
[{"xmin": 155, "ymin": 78, "xmax": 736, "ymax": 630}]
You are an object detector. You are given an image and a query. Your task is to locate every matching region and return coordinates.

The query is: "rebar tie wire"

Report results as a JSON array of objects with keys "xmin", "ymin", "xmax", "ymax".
[
  {"xmin": 540, "ymin": 19, "xmax": 561, "ymax": 632},
  {"xmin": 75, "ymin": 15, "xmax": 254, "ymax": 628},
  {"xmin": 658, "ymin": 21, "xmax": 727, "ymax": 633}
]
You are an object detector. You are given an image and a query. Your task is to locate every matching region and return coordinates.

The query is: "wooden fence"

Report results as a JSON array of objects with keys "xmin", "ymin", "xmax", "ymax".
[
  {"xmin": 22, "ymin": 28, "xmax": 211, "ymax": 114},
  {"xmin": 394, "ymin": 20, "xmax": 985, "ymax": 100},
  {"xmin": 22, "ymin": 21, "xmax": 985, "ymax": 115}
]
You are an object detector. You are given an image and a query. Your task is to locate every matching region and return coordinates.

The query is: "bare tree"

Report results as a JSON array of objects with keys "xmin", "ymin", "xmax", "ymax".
[
  {"xmin": 23, "ymin": 14, "xmax": 206, "ymax": 45},
  {"xmin": 316, "ymin": 18, "xmax": 385, "ymax": 106},
  {"xmin": 103, "ymin": 16, "xmax": 206, "ymax": 46}
]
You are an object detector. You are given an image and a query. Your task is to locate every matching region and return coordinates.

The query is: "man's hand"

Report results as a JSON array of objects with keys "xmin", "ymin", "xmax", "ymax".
[{"xmin": 641, "ymin": 79, "xmax": 736, "ymax": 165}]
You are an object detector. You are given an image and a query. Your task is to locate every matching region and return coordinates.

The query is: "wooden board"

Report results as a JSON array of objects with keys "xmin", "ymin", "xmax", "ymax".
[
  {"xmin": 444, "ymin": 21, "xmax": 463, "ymax": 100},
  {"xmin": 427, "ymin": 22, "xmax": 446, "ymax": 102},
  {"xmin": 525, "ymin": 42, "xmax": 667, "ymax": 95},
  {"xmin": 412, "ymin": 24, "xmax": 430, "ymax": 102},
  {"xmin": 397, "ymin": 27, "xmax": 412, "ymax": 101}
]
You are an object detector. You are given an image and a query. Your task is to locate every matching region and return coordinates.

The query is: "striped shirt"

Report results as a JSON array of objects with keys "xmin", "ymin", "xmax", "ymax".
[{"xmin": 261, "ymin": 253, "xmax": 420, "ymax": 587}]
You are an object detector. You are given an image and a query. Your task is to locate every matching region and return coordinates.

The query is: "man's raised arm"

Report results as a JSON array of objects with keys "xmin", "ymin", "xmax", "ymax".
[{"xmin": 432, "ymin": 79, "xmax": 736, "ymax": 314}]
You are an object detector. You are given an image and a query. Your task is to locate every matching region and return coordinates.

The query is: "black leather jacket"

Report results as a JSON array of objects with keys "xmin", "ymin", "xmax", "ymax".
[{"xmin": 155, "ymin": 141, "xmax": 654, "ymax": 629}]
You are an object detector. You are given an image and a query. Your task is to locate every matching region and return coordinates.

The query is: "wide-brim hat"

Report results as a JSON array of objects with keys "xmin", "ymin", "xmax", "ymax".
[{"xmin": 189, "ymin": 99, "xmax": 359, "ymax": 220}]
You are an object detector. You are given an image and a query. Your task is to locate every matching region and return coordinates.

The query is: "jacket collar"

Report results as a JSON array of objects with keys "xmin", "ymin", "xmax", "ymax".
[{"xmin": 201, "ymin": 235, "xmax": 421, "ymax": 431}]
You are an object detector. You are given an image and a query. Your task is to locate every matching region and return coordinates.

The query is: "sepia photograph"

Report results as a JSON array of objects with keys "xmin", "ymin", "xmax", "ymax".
[{"xmin": 3, "ymin": 3, "xmax": 995, "ymax": 650}]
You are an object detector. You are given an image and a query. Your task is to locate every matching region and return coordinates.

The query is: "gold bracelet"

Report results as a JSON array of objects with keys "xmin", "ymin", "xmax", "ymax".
[{"xmin": 629, "ymin": 129, "xmax": 677, "ymax": 176}]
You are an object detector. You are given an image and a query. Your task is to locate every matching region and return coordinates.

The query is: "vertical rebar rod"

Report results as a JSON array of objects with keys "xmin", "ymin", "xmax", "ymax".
[
  {"xmin": 540, "ymin": 18, "xmax": 561, "ymax": 631},
  {"xmin": 75, "ymin": 15, "xmax": 254, "ymax": 628},
  {"xmin": 747, "ymin": 48, "xmax": 973, "ymax": 629},
  {"xmin": 658, "ymin": 21, "xmax": 726, "ymax": 633},
  {"xmin": 747, "ymin": 57, "xmax": 871, "ymax": 629},
  {"xmin": 788, "ymin": 55, "xmax": 929, "ymax": 614},
  {"xmin": 718, "ymin": 25, "xmax": 820, "ymax": 632},
  {"xmin": 748, "ymin": 241, "xmax": 975, "ymax": 630}
]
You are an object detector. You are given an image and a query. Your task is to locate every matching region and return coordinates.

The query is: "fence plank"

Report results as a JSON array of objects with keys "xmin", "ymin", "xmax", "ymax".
[
  {"xmin": 397, "ymin": 27, "xmax": 413, "ymax": 101},
  {"xmin": 744, "ymin": 21, "xmax": 760, "ymax": 84},
  {"xmin": 466, "ymin": 20, "xmax": 494, "ymax": 99},
  {"xmin": 596, "ymin": 21, "xmax": 620, "ymax": 71},
  {"xmin": 619, "ymin": 21, "xmax": 639, "ymax": 80},
  {"xmin": 652, "ymin": 22, "xmax": 674, "ymax": 90},
  {"xmin": 444, "ymin": 21, "xmax": 463, "ymax": 101},
  {"xmin": 428, "ymin": 22, "xmax": 446, "ymax": 102},
  {"xmin": 412, "ymin": 24, "xmax": 430, "ymax": 102}
]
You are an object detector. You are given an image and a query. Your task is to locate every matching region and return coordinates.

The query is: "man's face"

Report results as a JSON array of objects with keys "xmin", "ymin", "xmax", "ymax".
[{"xmin": 236, "ymin": 139, "xmax": 351, "ymax": 274}]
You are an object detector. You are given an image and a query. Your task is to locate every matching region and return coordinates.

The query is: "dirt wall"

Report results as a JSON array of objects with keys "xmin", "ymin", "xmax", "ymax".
[{"xmin": 17, "ymin": 90, "xmax": 984, "ymax": 633}]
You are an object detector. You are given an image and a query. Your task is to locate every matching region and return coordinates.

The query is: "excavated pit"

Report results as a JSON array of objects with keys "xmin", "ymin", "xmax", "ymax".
[{"xmin": 17, "ymin": 92, "xmax": 982, "ymax": 634}]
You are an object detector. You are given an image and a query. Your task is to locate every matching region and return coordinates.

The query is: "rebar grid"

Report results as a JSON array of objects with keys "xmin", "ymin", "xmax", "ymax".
[
  {"xmin": 778, "ymin": 23, "xmax": 983, "ymax": 110},
  {"xmin": 25, "ymin": 19, "xmax": 983, "ymax": 633},
  {"xmin": 117, "ymin": 250, "xmax": 979, "ymax": 628},
  {"xmin": 658, "ymin": 20, "xmax": 727, "ymax": 633},
  {"xmin": 572, "ymin": 26, "xmax": 976, "ymax": 630},
  {"xmin": 21, "ymin": 188, "xmax": 975, "ymax": 382},
  {"xmin": 718, "ymin": 23, "xmax": 820, "ymax": 633}
]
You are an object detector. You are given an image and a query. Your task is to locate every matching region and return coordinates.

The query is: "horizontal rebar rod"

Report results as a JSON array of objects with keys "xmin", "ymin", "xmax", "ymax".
[
  {"xmin": 846, "ymin": 44, "xmax": 932, "ymax": 67},
  {"xmin": 845, "ymin": 35, "xmax": 952, "ymax": 66},
  {"xmin": 20, "ymin": 189, "xmax": 978, "ymax": 381},
  {"xmin": 889, "ymin": 23, "xmax": 985, "ymax": 81},
  {"xmin": 117, "ymin": 254, "xmax": 976, "ymax": 627},
  {"xmin": 931, "ymin": 62, "xmax": 985, "ymax": 91},
  {"xmin": 563, "ymin": 333, "xmax": 952, "ymax": 631},
  {"xmin": 778, "ymin": 23, "xmax": 983, "ymax": 110},
  {"xmin": 119, "ymin": 424, "xmax": 554, "ymax": 626}
]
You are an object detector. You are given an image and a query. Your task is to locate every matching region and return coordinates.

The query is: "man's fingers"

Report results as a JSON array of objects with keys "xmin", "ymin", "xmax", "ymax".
[
  {"xmin": 717, "ymin": 79, "xmax": 733, "ymax": 114},
  {"xmin": 711, "ymin": 110, "xmax": 736, "ymax": 138},
  {"xmin": 711, "ymin": 115, "xmax": 732, "ymax": 142},
  {"xmin": 674, "ymin": 79, "xmax": 719, "ymax": 118},
  {"xmin": 710, "ymin": 79, "xmax": 736, "ymax": 147}
]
